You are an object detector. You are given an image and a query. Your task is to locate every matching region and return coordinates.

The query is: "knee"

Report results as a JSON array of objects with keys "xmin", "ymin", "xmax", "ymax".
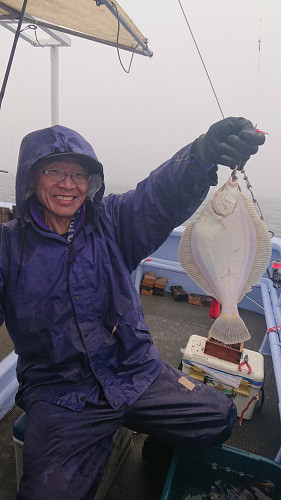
[{"xmin": 212, "ymin": 394, "xmax": 237, "ymax": 445}]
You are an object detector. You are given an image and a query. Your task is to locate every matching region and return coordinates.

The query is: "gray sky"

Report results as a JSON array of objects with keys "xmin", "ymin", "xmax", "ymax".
[{"xmin": 0, "ymin": 0, "xmax": 280, "ymax": 199}]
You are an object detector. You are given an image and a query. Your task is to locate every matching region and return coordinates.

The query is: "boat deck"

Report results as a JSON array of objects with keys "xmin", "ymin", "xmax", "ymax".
[
  {"xmin": 0, "ymin": 293, "xmax": 280, "ymax": 499},
  {"xmin": 0, "ymin": 322, "xmax": 14, "ymax": 362}
]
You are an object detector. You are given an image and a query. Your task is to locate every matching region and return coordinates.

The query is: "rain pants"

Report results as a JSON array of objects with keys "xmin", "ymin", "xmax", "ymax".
[{"xmin": 0, "ymin": 125, "xmax": 236, "ymax": 499}]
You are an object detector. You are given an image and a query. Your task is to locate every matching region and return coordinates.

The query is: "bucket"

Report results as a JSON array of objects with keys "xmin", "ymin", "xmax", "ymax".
[{"xmin": 161, "ymin": 444, "xmax": 281, "ymax": 499}]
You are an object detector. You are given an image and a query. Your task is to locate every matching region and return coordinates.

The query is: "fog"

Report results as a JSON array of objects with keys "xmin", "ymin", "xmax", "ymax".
[{"xmin": 0, "ymin": 0, "xmax": 280, "ymax": 199}]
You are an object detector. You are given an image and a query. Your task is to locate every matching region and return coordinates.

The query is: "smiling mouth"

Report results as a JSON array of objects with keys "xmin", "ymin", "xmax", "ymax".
[{"xmin": 54, "ymin": 195, "xmax": 76, "ymax": 201}]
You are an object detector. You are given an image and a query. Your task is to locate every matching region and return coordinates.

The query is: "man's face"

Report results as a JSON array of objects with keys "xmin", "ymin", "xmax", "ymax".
[{"xmin": 31, "ymin": 157, "xmax": 89, "ymax": 220}]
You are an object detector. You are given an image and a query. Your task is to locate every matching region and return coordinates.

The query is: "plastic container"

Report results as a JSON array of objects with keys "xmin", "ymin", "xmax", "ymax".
[
  {"xmin": 161, "ymin": 444, "xmax": 281, "ymax": 500},
  {"xmin": 182, "ymin": 335, "xmax": 264, "ymax": 419}
]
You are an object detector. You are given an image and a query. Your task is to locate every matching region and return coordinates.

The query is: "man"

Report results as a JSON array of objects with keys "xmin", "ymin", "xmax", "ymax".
[{"xmin": 1, "ymin": 117, "xmax": 264, "ymax": 498}]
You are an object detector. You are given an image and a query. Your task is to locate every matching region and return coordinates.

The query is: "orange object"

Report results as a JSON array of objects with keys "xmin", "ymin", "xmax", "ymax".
[{"xmin": 209, "ymin": 298, "xmax": 220, "ymax": 319}]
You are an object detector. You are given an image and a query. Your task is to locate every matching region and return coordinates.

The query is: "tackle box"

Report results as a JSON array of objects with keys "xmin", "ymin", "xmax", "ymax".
[
  {"xmin": 182, "ymin": 335, "xmax": 264, "ymax": 420},
  {"xmin": 161, "ymin": 444, "xmax": 281, "ymax": 499}
]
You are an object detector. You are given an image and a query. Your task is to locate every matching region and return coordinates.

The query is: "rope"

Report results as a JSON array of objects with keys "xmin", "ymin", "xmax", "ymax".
[
  {"xmin": 238, "ymin": 395, "xmax": 259, "ymax": 426},
  {"xmin": 20, "ymin": 24, "xmax": 44, "ymax": 47},
  {"xmin": 111, "ymin": 1, "xmax": 140, "ymax": 74},
  {"xmin": 267, "ymin": 325, "xmax": 281, "ymax": 334}
]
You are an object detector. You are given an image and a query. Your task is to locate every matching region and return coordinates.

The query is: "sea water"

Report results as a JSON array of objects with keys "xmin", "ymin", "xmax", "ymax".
[
  {"xmin": 169, "ymin": 461, "xmax": 275, "ymax": 499},
  {"xmin": 0, "ymin": 175, "xmax": 280, "ymax": 239}
]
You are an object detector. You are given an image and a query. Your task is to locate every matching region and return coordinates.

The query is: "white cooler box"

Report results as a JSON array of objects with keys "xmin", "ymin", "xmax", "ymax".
[{"xmin": 182, "ymin": 335, "xmax": 264, "ymax": 420}]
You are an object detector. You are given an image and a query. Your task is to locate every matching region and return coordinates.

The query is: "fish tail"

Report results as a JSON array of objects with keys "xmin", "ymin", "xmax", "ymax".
[{"xmin": 208, "ymin": 314, "xmax": 251, "ymax": 344}]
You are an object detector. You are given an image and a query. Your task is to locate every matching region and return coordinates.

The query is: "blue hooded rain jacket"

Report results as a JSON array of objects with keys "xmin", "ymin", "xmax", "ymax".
[{"xmin": 0, "ymin": 126, "xmax": 217, "ymax": 412}]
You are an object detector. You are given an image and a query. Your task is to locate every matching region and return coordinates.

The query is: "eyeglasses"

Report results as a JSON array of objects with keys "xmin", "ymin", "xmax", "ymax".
[{"xmin": 41, "ymin": 168, "xmax": 90, "ymax": 185}]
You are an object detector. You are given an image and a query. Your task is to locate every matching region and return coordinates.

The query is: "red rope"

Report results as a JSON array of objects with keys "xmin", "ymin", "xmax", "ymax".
[
  {"xmin": 267, "ymin": 325, "xmax": 281, "ymax": 334},
  {"xmin": 239, "ymin": 395, "xmax": 259, "ymax": 426}
]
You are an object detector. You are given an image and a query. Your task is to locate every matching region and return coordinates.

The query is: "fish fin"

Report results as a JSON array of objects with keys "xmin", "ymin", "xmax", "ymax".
[
  {"xmin": 238, "ymin": 194, "xmax": 272, "ymax": 302},
  {"xmin": 208, "ymin": 315, "xmax": 251, "ymax": 345},
  {"xmin": 179, "ymin": 222, "xmax": 217, "ymax": 299}
]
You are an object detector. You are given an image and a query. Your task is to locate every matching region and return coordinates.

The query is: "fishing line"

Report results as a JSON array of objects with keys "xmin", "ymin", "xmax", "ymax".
[
  {"xmin": 255, "ymin": 2, "xmax": 263, "ymax": 128},
  {"xmin": 176, "ymin": 1, "xmax": 278, "ymax": 404},
  {"xmin": 245, "ymin": 294, "xmax": 280, "ymax": 323},
  {"xmin": 176, "ymin": 0, "xmax": 271, "ymax": 228},
  {"xmin": 176, "ymin": 0, "xmax": 224, "ymax": 119},
  {"xmin": 4, "ymin": 27, "xmax": 37, "ymax": 192}
]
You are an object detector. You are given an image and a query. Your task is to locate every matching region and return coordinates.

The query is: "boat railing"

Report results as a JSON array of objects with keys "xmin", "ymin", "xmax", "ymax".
[
  {"xmin": 0, "ymin": 350, "xmax": 18, "ymax": 420},
  {"xmin": 259, "ymin": 279, "xmax": 281, "ymax": 462},
  {"xmin": 0, "ymin": 204, "xmax": 17, "ymax": 222}
]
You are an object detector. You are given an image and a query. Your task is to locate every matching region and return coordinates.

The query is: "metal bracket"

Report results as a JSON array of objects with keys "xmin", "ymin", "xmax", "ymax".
[
  {"xmin": 0, "ymin": 3, "xmax": 71, "ymax": 47},
  {"xmin": 1, "ymin": 20, "xmax": 71, "ymax": 47}
]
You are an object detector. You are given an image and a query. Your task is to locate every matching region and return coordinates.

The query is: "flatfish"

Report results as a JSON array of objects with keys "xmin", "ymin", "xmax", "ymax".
[{"xmin": 178, "ymin": 176, "xmax": 271, "ymax": 344}]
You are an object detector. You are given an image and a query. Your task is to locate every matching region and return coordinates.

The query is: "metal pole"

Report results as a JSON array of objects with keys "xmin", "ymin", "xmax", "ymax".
[
  {"xmin": 50, "ymin": 45, "xmax": 59, "ymax": 125},
  {"xmin": 97, "ymin": 0, "xmax": 153, "ymax": 57}
]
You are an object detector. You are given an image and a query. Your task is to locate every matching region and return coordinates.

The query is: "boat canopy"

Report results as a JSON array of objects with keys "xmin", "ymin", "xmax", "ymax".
[{"xmin": 0, "ymin": 0, "xmax": 149, "ymax": 55}]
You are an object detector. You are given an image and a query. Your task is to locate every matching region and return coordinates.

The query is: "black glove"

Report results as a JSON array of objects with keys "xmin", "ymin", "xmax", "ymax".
[{"xmin": 193, "ymin": 117, "xmax": 266, "ymax": 169}]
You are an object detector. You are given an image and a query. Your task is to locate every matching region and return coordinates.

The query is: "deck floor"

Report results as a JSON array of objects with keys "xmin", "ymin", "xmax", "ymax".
[
  {"xmin": 0, "ymin": 293, "xmax": 280, "ymax": 499},
  {"xmin": 0, "ymin": 323, "xmax": 14, "ymax": 362}
]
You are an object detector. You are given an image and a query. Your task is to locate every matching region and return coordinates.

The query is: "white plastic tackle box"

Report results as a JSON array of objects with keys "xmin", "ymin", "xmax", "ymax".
[{"xmin": 182, "ymin": 335, "xmax": 264, "ymax": 420}]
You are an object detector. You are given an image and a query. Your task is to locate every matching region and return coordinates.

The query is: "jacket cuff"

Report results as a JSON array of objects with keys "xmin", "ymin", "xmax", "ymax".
[{"xmin": 190, "ymin": 136, "xmax": 214, "ymax": 172}]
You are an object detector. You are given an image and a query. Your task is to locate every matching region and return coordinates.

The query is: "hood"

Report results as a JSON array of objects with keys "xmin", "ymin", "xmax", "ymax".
[{"xmin": 16, "ymin": 125, "xmax": 105, "ymax": 217}]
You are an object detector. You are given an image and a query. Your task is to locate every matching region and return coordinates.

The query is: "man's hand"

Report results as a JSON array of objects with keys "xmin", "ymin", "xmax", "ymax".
[{"xmin": 194, "ymin": 117, "xmax": 266, "ymax": 169}]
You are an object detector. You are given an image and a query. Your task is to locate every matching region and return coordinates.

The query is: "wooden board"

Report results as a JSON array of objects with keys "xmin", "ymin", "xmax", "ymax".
[
  {"xmin": 142, "ymin": 277, "xmax": 155, "ymax": 286},
  {"xmin": 140, "ymin": 289, "xmax": 153, "ymax": 296},
  {"xmin": 152, "ymin": 288, "xmax": 165, "ymax": 297},
  {"xmin": 188, "ymin": 293, "xmax": 213, "ymax": 307},
  {"xmin": 140, "ymin": 285, "xmax": 153, "ymax": 292},
  {"xmin": 140, "ymin": 272, "xmax": 156, "ymax": 290},
  {"xmin": 153, "ymin": 277, "xmax": 168, "ymax": 290},
  {"xmin": 170, "ymin": 286, "xmax": 188, "ymax": 302},
  {"xmin": 204, "ymin": 337, "xmax": 243, "ymax": 364}
]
